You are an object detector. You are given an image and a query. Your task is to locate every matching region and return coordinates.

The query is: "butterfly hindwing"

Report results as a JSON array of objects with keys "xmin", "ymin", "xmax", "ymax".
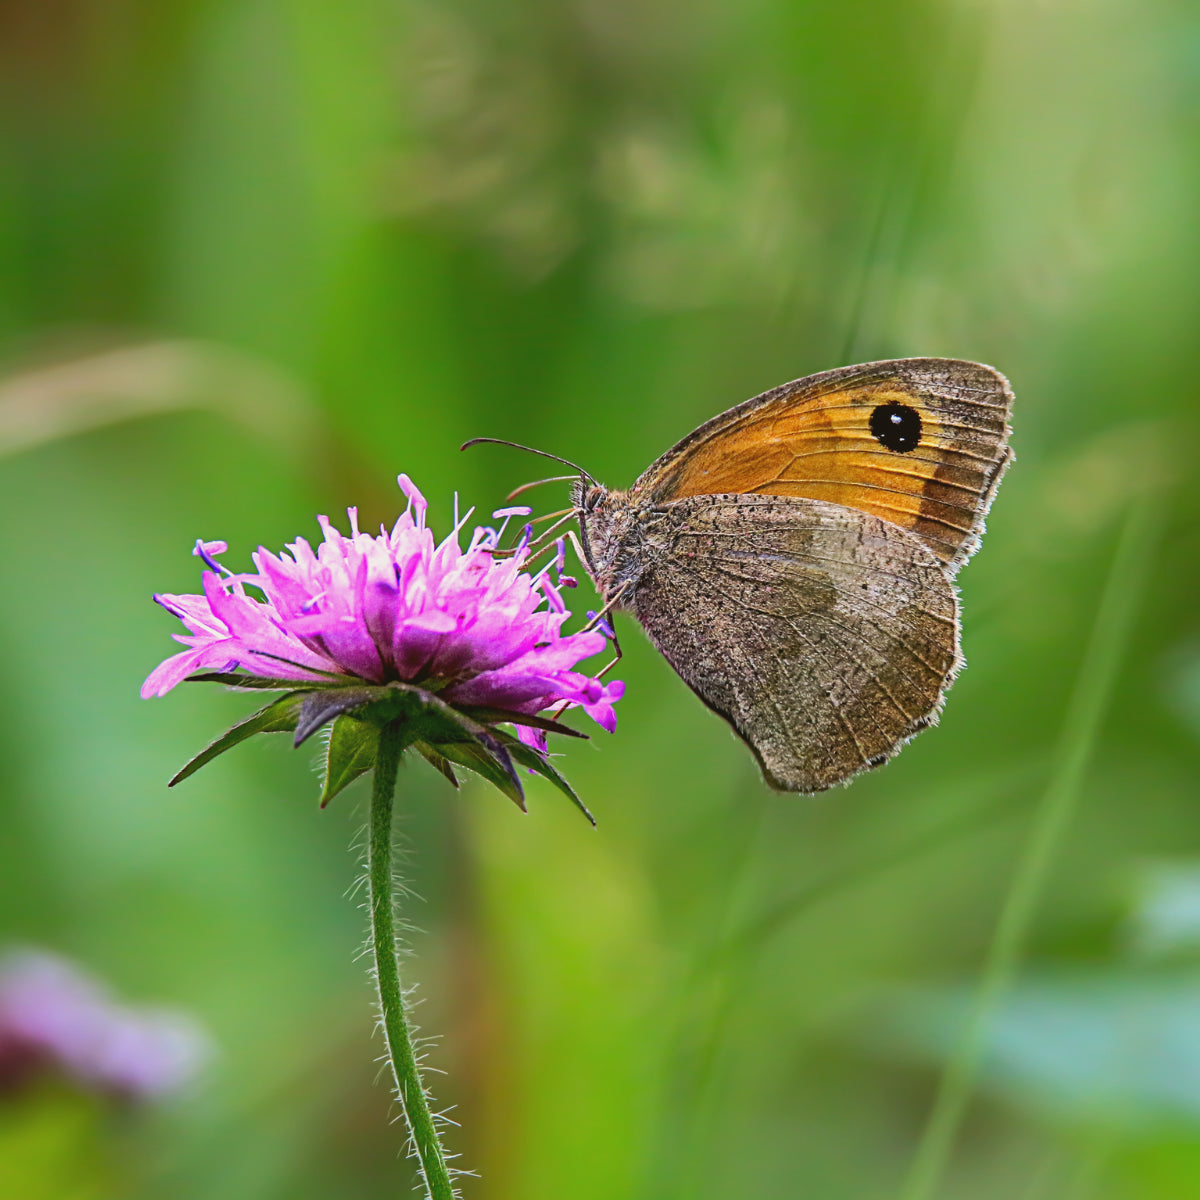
[{"xmin": 629, "ymin": 493, "xmax": 960, "ymax": 793}]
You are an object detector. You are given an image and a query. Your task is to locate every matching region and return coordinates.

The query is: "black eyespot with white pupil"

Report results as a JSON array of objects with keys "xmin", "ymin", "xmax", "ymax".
[{"xmin": 869, "ymin": 402, "xmax": 921, "ymax": 453}]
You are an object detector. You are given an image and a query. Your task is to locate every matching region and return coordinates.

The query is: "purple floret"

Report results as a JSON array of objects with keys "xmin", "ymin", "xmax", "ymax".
[
  {"xmin": 0, "ymin": 950, "xmax": 209, "ymax": 1101},
  {"xmin": 143, "ymin": 475, "xmax": 624, "ymax": 747}
]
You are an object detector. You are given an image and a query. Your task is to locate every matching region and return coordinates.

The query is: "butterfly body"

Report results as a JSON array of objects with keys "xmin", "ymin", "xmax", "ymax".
[{"xmin": 573, "ymin": 358, "xmax": 1013, "ymax": 794}]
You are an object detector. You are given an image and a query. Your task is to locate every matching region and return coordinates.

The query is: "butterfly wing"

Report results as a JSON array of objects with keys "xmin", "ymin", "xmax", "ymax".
[
  {"xmin": 633, "ymin": 358, "xmax": 1013, "ymax": 574},
  {"xmin": 628, "ymin": 493, "xmax": 960, "ymax": 792}
]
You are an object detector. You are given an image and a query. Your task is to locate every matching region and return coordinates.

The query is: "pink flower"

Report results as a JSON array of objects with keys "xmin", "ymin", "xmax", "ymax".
[
  {"xmin": 142, "ymin": 475, "xmax": 624, "ymax": 751},
  {"xmin": 0, "ymin": 950, "xmax": 209, "ymax": 1101}
]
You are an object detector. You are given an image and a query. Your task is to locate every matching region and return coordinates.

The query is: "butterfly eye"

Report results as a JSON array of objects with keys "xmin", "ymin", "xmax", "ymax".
[{"xmin": 583, "ymin": 486, "xmax": 605, "ymax": 513}]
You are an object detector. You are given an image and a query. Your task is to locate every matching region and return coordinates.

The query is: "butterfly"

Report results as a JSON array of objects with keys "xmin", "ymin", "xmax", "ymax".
[{"xmin": 473, "ymin": 358, "xmax": 1013, "ymax": 793}]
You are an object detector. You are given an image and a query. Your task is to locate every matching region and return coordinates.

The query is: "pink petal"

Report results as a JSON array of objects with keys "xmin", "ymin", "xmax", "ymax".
[{"xmin": 143, "ymin": 475, "xmax": 628, "ymax": 736}]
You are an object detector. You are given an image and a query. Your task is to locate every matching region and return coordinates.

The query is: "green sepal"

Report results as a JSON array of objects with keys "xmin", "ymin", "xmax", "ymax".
[
  {"xmin": 474, "ymin": 728, "xmax": 523, "ymax": 796},
  {"xmin": 296, "ymin": 681, "xmax": 524, "ymax": 806},
  {"xmin": 295, "ymin": 687, "xmax": 392, "ymax": 746},
  {"xmin": 320, "ymin": 715, "xmax": 381, "ymax": 807},
  {"xmin": 495, "ymin": 730, "xmax": 596, "ymax": 825},
  {"xmin": 435, "ymin": 738, "xmax": 526, "ymax": 809},
  {"xmin": 171, "ymin": 677, "xmax": 590, "ymax": 815},
  {"xmin": 457, "ymin": 706, "xmax": 587, "ymax": 739},
  {"xmin": 395, "ymin": 689, "xmax": 525, "ymax": 802},
  {"xmin": 169, "ymin": 691, "xmax": 307, "ymax": 786},
  {"xmin": 413, "ymin": 741, "xmax": 460, "ymax": 789},
  {"xmin": 187, "ymin": 670, "xmax": 349, "ymax": 690}
]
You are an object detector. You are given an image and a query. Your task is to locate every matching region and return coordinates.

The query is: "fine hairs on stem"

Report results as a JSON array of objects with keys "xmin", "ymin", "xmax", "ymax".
[{"xmin": 368, "ymin": 721, "xmax": 456, "ymax": 1200}]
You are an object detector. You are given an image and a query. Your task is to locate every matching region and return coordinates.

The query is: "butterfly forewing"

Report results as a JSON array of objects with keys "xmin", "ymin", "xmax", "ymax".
[{"xmin": 633, "ymin": 358, "xmax": 1013, "ymax": 572}]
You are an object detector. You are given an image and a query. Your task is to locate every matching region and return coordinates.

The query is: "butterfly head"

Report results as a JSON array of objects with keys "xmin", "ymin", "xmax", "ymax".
[
  {"xmin": 461, "ymin": 435, "xmax": 611, "ymax": 589},
  {"xmin": 573, "ymin": 480, "xmax": 652, "ymax": 602}
]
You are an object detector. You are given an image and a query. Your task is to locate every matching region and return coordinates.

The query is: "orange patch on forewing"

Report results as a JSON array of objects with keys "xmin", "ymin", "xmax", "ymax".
[{"xmin": 656, "ymin": 384, "xmax": 987, "ymax": 559}]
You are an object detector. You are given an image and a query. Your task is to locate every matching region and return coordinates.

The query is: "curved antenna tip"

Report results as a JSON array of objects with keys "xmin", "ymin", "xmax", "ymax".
[{"xmin": 459, "ymin": 436, "xmax": 595, "ymax": 486}]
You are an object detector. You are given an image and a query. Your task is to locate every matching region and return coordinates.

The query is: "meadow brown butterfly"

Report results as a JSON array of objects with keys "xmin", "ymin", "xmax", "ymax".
[{"xmin": 473, "ymin": 358, "xmax": 1013, "ymax": 793}]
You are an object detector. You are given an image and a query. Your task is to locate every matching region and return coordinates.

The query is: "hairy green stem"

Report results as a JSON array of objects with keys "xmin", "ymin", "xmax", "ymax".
[
  {"xmin": 369, "ymin": 720, "xmax": 454, "ymax": 1200},
  {"xmin": 898, "ymin": 496, "xmax": 1157, "ymax": 1200}
]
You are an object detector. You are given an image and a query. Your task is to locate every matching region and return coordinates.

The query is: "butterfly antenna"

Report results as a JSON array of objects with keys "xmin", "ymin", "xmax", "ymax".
[
  {"xmin": 505, "ymin": 474, "xmax": 577, "ymax": 501},
  {"xmin": 461, "ymin": 437, "xmax": 595, "ymax": 487}
]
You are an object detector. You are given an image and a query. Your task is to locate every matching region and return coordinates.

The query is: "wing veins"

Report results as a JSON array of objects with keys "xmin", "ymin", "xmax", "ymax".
[
  {"xmin": 666, "ymin": 393, "xmax": 1010, "ymax": 470},
  {"xmin": 848, "ymin": 502, "xmax": 974, "ymax": 535},
  {"xmin": 685, "ymin": 572, "xmax": 922, "ymax": 759},
  {"xmin": 683, "ymin": 582, "xmax": 850, "ymax": 780},
  {"xmin": 701, "ymin": 493, "xmax": 974, "ymax": 537},
  {"xmin": 769, "ymin": 418, "xmax": 1008, "ymax": 439},
  {"xmin": 776, "ymin": 461, "xmax": 985, "ymax": 493},
  {"xmin": 674, "ymin": 526, "xmax": 954, "ymax": 594},
  {"xmin": 714, "ymin": 550, "xmax": 958, "ymax": 632},
  {"xmin": 677, "ymin": 560, "xmax": 952, "ymax": 684},
  {"xmin": 758, "ymin": 438, "xmax": 1003, "ymax": 466},
  {"xmin": 745, "ymin": 478, "xmax": 982, "ymax": 522},
  {"xmin": 786, "ymin": 614, "xmax": 920, "ymax": 727}
]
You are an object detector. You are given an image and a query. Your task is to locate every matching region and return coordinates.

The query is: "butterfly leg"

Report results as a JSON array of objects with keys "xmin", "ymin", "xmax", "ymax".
[
  {"xmin": 580, "ymin": 578, "xmax": 630, "ymax": 632},
  {"xmin": 518, "ymin": 510, "xmax": 578, "ymax": 555},
  {"xmin": 592, "ymin": 614, "xmax": 628, "ymax": 681},
  {"xmin": 542, "ymin": 625, "xmax": 623, "ymax": 725},
  {"xmin": 542, "ymin": 563, "xmax": 628, "ymax": 722},
  {"xmin": 594, "ymin": 625, "xmax": 624, "ymax": 680},
  {"xmin": 489, "ymin": 509, "xmax": 579, "ymax": 559}
]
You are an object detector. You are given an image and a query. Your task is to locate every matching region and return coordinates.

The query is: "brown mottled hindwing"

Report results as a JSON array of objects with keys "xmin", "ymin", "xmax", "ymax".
[{"xmin": 629, "ymin": 494, "xmax": 960, "ymax": 793}]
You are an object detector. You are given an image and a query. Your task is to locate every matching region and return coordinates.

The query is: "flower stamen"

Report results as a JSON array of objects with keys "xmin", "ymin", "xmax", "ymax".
[{"xmin": 192, "ymin": 539, "xmax": 232, "ymax": 576}]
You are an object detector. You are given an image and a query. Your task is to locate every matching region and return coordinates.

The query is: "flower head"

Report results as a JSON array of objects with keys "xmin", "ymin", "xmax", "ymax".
[{"xmin": 143, "ymin": 476, "xmax": 623, "ymax": 814}]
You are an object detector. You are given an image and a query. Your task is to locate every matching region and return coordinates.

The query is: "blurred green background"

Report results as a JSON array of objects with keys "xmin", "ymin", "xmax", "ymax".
[{"xmin": 1, "ymin": 0, "xmax": 1198, "ymax": 1197}]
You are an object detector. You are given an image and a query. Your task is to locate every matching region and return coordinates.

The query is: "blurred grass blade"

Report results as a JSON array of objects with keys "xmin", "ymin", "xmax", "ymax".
[
  {"xmin": 0, "ymin": 341, "xmax": 322, "ymax": 462},
  {"xmin": 899, "ymin": 494, "xmax": 1162, "ymax": 1200}
]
